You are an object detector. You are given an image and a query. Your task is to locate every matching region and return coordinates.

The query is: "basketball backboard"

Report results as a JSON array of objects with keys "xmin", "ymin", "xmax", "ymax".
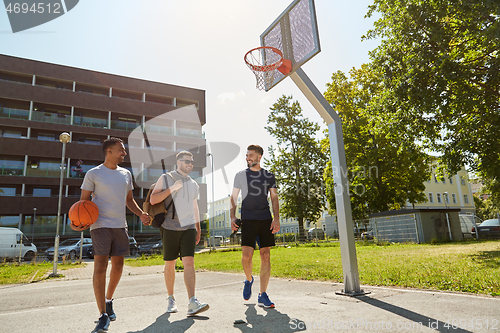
[{"xmin": 260, "ymin": 0, "xmax": 320, "ymax": 91}]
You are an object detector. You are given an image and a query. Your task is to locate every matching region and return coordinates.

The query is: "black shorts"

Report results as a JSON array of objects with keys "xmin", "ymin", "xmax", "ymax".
[
  {"xmin": 90, "ymin": 228, "xmax": 129, "ymax": 257},
  {"xmin": 160, "ymin": 227, "xmax": 197, "ymax": 261},
  {"xmin": 241, "ymin": 219, "xmax": 275, "ymax": 249}
]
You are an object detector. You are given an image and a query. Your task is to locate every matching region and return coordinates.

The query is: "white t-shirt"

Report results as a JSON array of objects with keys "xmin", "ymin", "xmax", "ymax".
[{"xmin": 81, "ymin": 164, "xmax": 134, "ymax": 230}]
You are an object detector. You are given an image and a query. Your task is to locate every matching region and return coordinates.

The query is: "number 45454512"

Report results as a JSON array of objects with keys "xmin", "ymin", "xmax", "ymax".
[{"xmin": 5, "ymin": 2, "xmax": 62, "ymax": 14}]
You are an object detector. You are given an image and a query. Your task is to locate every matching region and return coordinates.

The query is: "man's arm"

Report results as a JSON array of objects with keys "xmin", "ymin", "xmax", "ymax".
[
  {"xmin": 150, "ymin": 174, "xmax": 182, "ymax": 205},
  {"xmin": 193, "ymin": 198, "xmax": 201, "ymax": 245},
  {"xmin": 70, "ymin": 190, "xmax": 93, "ymax": 231},
  {"xmin": 230, "ymin": 187, "xmax": 240, "ymax": 231},
  {"xmin": 269, "ymin": 187, "xmax": 280, "ymax": 234},
  {"xmin": 126, "ymin": 190, "xmax": 150, "ymax": 225}
]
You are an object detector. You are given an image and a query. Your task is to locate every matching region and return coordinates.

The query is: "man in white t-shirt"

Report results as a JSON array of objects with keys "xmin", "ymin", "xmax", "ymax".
[{"xmin": 71, "ymin": 137, "xmax": 149, "ymax": 333}]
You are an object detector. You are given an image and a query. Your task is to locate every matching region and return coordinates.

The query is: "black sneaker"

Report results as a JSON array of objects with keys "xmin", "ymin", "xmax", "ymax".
[
  {"xmin": 106, "ymin": 299, "xmax": 116, "ymax": 321},
  {"xmin": 92, "ymin": 313, "xmax": 110, "ymax": 333}
]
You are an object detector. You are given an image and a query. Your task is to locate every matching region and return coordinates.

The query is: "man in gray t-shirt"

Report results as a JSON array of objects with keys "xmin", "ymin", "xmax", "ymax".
[
  {"xmin": 71, "ymin": 138, "xmax": 149, "ymax": 333},
  {"xmin": 150, "ymin": 151, "xmax": 209, "ymax": 316}
]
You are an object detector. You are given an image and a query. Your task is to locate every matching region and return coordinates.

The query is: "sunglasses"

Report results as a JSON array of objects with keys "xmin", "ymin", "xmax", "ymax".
[{"xmin": 179, "ymin": 159, "xmax": 194, "ymax": 165}]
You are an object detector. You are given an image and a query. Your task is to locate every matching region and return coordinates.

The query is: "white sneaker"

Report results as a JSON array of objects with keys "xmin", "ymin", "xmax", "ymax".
[
  {"xmin": 187, "ymin": 296, "xmax": 209, "ymax": 316},
  {"xmin": 167, "ymin": 295, "xmax": 178, "ymax": 313}
]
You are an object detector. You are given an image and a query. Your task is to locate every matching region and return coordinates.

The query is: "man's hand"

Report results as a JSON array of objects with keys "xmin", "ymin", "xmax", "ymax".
[
  {"xmin": 171, "ymin": 180, "xmax": 183, "ymax": 192},
  {"xmin": 70, "ymin": 223, "xmax": 90, "ymax": 231},
  {"xmin": 140, "ymin": 212, "xmax": 150, "ymax": 226},
  {"xmin": 195, "ymin": 229, "xmax": 201, "ymax": 245},
  {"xmin": 230, "ymin": 217, "xmax": 239, "ymax": 232},
  {"xmin": 270, "ymin": 217, "xmax": 280, "ymax": 234}
]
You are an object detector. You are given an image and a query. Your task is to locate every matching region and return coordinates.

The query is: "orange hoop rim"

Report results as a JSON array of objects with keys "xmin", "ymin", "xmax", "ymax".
[{"xmin": 244, "ymin": 46, "xmax": 284, "ymax": 72}]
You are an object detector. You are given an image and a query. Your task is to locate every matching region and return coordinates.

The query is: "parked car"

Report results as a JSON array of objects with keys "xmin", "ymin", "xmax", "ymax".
[
  {"xmin": 45, "ymin": 238, "xmax": 93, "ymax": 260},
  {"xmin": 472, "ymin": 219, "xmax": 500, "ymax": 239},
  {"xmin": 138, "ymin": 237, "xmax": 162, "ymax": 255},
  {"xmin": 307, "ymin": 228, "xmax": 325, "ymax": 240},
  {"xmin": 0, "ymin": 227, "xmax": 37, "ymax": 261},
  {"xmin": 129, "ymin": 237, "xmax": 138, "ymax": 256},
  {"xmin": 361, "ymin": 230, "xmax": 374, "ymax": 240}
]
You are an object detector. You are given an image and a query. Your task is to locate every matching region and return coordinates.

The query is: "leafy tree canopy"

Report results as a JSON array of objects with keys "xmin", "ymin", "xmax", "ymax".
[
  {"xmin": 265, "ymin": 95, "xmax": 327, "ymax": 239},
  {"xmin": 322, "ymin": 65, "xmax": 430, "ymax": 219},
  {"xmin": 365, "ymin": 0, "xmax": 500, "ymax": 181}
]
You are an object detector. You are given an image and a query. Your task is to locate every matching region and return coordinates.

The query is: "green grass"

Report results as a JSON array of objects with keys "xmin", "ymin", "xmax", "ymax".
[
  {"xmin": 125, "ymin": 240, "xmax": 500, "ymax": 296},
  {"xmin": 0, "ymin": 262, "xmax": 84, "ymax": 285}
]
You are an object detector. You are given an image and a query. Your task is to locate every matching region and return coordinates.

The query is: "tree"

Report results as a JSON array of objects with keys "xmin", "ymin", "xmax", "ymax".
[
  {"xmin": 365, "ymin": 0, "xmax": 500, "ymax": 181},
  {"xmin": 474, "ymin": 177, "xmax": 500, "ymax": 220},
  {"xmin": 322, "ymin": 65, "xmax": 430, "ymax": 220},
  {"xmin": 265, "ymin": 95, "xmax": 327, "ymax": 241}
]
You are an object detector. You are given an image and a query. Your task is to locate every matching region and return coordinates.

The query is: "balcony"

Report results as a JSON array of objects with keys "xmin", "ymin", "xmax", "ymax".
[
  {"xmin": 176, "ymin": 128, "xmax": 204, "ymax": 138},
  {"xmin": 144, "ymin": 124, "xmax": 173, "ymax": 135},
  {"xmin": 0, "ymin": 107, "xmax": 29, "ymax": 120},
  {"xmin": 110, "ymin": 120, "xmax": 141, "ymax": 132},
  {"xmin": 73, "ymin": 116, "xmax": 108, "ymax": 129},
  {"xmin": 26, "ymin": 167, "xmax": 63, "ymax": 178},
  {"xmin": 0, "ymin": 165, "xmax": 24, "ymax": 176},
  {"xmin": 31, "ymin": 110, "xmax": 71, "ymax": 125}
]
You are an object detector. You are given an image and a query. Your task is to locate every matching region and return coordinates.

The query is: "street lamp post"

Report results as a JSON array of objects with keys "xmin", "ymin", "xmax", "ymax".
[
  {"xmin": 32, "ymin": 208, "xmax": 37, "ymax": 244},
  {"xmin": 50, "ymin": 132, "xmax": 70, "ymax": 277},
  {"xmin": 206, "ymin": 153, "xmax": 215, "ymax": 251},
  {"xmin": 443, "ymin": 191, "xmax": 452, "ymax": 241}
]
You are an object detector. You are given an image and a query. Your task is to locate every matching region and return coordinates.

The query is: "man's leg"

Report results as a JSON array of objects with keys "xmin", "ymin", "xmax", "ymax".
[
  {"xmin": 164, "ymin": 260, "xmax": 176, "ymax": 295},
  {"xmin": 259, "ymin": 247, "xmax": 271, "ymax": 293},
  {"xmin": 181, "ymin": 256, "xmax": 195, "ymax": 299},
  {"xmin": 93, "ymin": 255, "xmax": 109, "ymax": 314},
  {"xmin": 242, "ymin": 246, "xmax": 254, "ymax": 281},
  {"xmin": 105, "ymin": 255, "xmax": 124, "ymax": 300}
]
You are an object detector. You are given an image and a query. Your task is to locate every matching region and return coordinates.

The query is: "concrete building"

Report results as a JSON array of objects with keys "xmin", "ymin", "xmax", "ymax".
[
  {"xmin": 405, "ymin": 166, "xmax": 475, "ymax": 214},
  {"xmin": 0, "ymin": 54, "xmax": 207, "ymax": 245}
]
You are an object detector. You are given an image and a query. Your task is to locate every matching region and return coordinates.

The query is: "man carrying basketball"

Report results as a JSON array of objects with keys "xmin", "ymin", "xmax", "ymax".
[
  {"xmin": 230, "ymin": 144, "xmax": 280, "ymax": 308},
  {"xmin": 149, "ymin": 150, "xmax": 209, "ymax": 316},
  {"xmin": 71, "ymin": 137, "xmax": 149, "ymax": 333}
]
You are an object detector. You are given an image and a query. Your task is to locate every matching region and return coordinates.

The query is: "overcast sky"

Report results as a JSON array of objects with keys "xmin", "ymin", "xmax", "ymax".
[{"xmin": 0, "ymin": 0, "xmax": 379, "ymax": 202}]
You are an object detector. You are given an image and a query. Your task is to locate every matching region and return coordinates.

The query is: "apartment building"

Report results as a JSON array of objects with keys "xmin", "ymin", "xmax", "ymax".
[{"xmin": 0, "ymin": 54, "xmax": 207, "ymax": 243}]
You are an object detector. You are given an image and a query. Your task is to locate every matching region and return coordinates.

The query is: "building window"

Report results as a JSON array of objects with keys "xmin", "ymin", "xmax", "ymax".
[
  {"xmin": 428, "ymin": 193, "xmax": 434, "ymax": 203},
  {"xmin": 0, "ymin": 186, "xmax": 16, "ymax": 196},
  {"xmin": 33, "ymin": 188, "xmax": 51, "ymax": 197},
  {"xmin": 0, "ymin": 215, "xmax": 19, "ymax": 227},
  {"xmin": 442, "ymin": 178, "xmax": 446, "ymax": 184},
  {"xmin": 461, "ymin": 177, "xmax": 466, "ymax": 186},
  {"xmin": 444, "ymin": 193, "xmax": 449, "ymax": 204},
  {"xmin": 437, "ymin": 193, "xmax": 442, "ymax": 204},
  {"xmin": 449, "ymin": 178, "xmax": 453, "ymax": 185},
  {"xmin": 434, "ymin": 175, "xmax": 438, "ymax": 183},
  {"xmin": 452, "ymin": 193, "xmax": 457, "ymax": 204},
  {"xmin": 464, "ymin": 194, "xmax": 469, "ymax": 204},
  {"xmin": 285, "ymin": 227, "xmax": 289, "ymax": 233}
]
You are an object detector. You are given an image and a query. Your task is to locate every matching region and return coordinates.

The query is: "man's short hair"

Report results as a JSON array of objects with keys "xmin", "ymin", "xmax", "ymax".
[
  {"xmin": 103, "ymin": 137, "xmax": 123, "ymax": 153},
  {"xmin": 247, "ymin": 144, "xmax": 264, "ymax": 156},
  {"xmin": 176, "ymin": 150, "xmax": 193, "ymax": 160}
]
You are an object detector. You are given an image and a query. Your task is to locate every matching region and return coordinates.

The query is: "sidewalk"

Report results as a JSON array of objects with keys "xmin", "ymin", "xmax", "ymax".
[{"xmin": 3, "ymin": 256, "xmax": 499, "ymax": 332}]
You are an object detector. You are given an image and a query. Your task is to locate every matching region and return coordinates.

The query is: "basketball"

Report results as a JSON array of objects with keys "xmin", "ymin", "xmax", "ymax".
[{"xmin": 69, "ymin": 200, "xmax": 99, "ymax": 226}]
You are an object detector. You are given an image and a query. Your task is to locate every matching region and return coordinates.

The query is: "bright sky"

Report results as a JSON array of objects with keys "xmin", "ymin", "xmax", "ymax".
[{"xmin": 0, "ymin": 0, "xmax": 379, "ymax": 203}]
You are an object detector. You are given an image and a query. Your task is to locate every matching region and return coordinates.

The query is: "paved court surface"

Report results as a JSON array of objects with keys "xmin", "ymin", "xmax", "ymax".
[{"xmin": 1, "ymin": 262, "xmax": 499, "ymax": 333}]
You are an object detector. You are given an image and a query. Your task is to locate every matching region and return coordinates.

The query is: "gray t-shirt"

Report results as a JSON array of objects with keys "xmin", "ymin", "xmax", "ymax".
[
  {"xmin": 81, "ymin": 164, "xmax": 133, "ymax": 230},
  {"xmin": 153, "ymin": 170, "xmax": 199, "ymax": 231}
]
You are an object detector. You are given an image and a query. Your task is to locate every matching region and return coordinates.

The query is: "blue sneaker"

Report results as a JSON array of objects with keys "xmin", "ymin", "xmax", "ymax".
[
  {"xmin": 258, "ymin": 292, "xmax": 275, "ymax": 308},
  {"xmin": 243, "ymin": 276, "xmax": 253, "ymax": 300},
  {"xmin": 92, "ymin": 313, "xmax": 110, "ymax": 333},
  {"xmin": 106, "ymin": 299, "xmax": 116, "ymax": 321}
]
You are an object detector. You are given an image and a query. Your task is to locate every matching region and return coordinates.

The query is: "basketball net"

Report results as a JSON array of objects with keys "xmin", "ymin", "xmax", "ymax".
[{"xmin": 245, "ymin": 47, "xmax": 292, "ymax": 90}]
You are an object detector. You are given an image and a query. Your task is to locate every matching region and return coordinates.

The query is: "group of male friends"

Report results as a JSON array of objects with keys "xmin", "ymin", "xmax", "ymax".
[{"xmin": 72, "ymin": 138, "xmax": 280, "ymax": 333}]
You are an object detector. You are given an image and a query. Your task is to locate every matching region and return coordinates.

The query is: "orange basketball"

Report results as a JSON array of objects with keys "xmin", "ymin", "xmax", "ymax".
[{"xmin": 69, "ymin": 200, "xmax": 99, "ymax": 226}]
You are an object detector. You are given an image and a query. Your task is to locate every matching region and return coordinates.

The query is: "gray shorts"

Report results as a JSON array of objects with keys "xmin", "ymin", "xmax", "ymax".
[{"xmin": 91, "ymin": 228, "xmax": 129, "ymax": 257}]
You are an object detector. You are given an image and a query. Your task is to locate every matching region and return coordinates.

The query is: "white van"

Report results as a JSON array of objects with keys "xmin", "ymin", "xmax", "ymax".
[{"xmin": 0, "ymin": 227, "xmax": 37, "ymax": 261}]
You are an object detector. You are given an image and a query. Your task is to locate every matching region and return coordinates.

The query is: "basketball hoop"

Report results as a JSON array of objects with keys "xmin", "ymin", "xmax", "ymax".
[{"xmin": 244, "ymin": 46, "xmax": 292, "ymax": 91}]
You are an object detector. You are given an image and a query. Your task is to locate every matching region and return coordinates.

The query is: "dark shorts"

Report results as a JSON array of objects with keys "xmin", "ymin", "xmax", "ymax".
[
  {"xmin": 90, "ymin": 228, "xmax": 129, "ymax": 257},
  {"xmin": 241, "ymin": 219, "xmax": 275, "ymax": 249},
  {"xmin": 160, "ymin": 227, "xmax": 197, "ymax": 261}
]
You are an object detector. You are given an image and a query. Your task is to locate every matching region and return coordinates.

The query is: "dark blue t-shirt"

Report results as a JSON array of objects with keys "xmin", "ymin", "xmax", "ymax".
[{"xmin": 234, "ymin": 168, "xmax": 276, "ymax": 220}]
